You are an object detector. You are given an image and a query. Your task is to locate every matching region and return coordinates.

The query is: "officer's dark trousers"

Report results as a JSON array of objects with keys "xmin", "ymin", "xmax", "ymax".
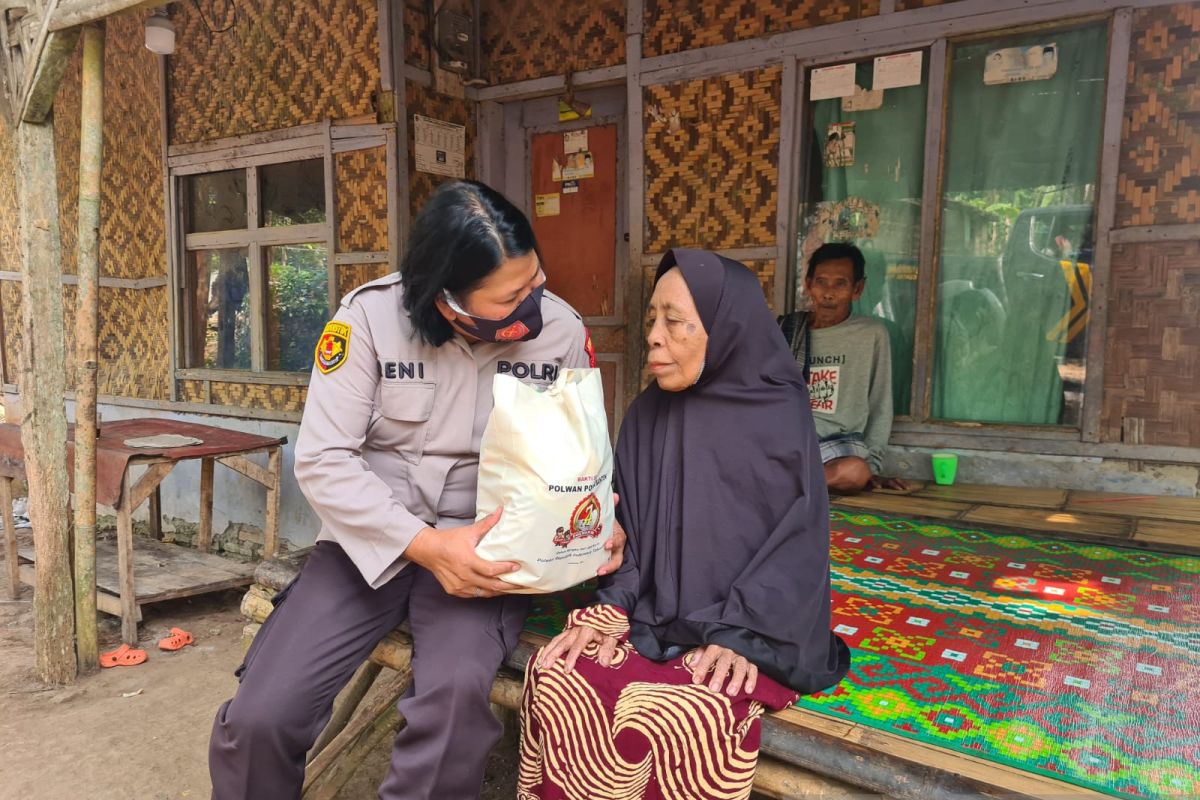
[{"xmin": 208, "ymin": 541, "xmax": 529, "ymax": 800}]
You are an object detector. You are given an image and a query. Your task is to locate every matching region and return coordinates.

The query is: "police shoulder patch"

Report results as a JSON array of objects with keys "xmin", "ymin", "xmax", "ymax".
[
  {"xmin": 315, "ymin": 321, "xmax": 351, "ymax": 374},
  {"xmin": 583, "ymin": 327, "xmax": 597, "ymax": 368}
]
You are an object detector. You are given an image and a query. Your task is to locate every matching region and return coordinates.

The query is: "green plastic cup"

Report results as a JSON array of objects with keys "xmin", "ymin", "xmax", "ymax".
[{"xmin": 931, "ymin": 452, "xmax": 958, "ymax": 486}]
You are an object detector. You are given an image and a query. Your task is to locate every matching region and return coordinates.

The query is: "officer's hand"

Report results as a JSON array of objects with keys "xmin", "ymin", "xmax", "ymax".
[
  {"xmin": 597, "ymin": 493, "xmax": 627, "ymax": 577},
  {"xmin": 404, "ymin": 508, "xmax": 520, "ymax": 598},
  {"xmin": 537, "ymin": 624, "xmax": 619, "ymax": 673}
]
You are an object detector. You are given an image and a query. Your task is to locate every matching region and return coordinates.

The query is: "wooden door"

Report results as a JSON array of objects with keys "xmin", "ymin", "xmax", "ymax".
[{"xmin": 530, "ymin": 124, "xmax": 624, "ymax": 433}]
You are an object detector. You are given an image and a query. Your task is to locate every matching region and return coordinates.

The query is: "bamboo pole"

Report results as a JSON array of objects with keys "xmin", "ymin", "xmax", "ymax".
[
  {"xmin": 72, "ymin": 22, "xmax": 104, "ymax": 675},
  {"xmin": 16, "ymin": 114, "xmax": 75, "ymax": 685}
]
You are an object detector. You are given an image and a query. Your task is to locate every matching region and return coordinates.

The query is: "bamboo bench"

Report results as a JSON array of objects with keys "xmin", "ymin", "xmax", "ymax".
[{"xmin": 241, "ymin": 556, "xmax": 1098, "ymax": 800}]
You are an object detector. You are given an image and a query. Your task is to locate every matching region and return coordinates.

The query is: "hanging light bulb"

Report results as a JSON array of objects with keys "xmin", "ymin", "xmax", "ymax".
[{"xmin": 145, "ymin": 9, "xmax": 175, "ymax": 55}]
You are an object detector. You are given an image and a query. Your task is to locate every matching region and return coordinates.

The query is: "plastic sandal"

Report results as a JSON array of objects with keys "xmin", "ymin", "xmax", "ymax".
[
  {"xmin": 99, "ymin": 643, "xmax": 148, "ymax": 668},
  {"xmin": 157, "ymin": 627, "xmax": 195, "ymax": 652}
]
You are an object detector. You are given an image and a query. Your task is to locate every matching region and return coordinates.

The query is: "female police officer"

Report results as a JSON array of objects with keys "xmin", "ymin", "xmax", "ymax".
[{"xmin": 209, "ymin": 180, "xmax": 622, "ymax": 799}]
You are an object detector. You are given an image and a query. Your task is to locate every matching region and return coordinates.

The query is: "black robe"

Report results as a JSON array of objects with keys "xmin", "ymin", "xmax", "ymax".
[{"xmin": 597, "ymin": 248, "xmax": 850, "ymax": 694}]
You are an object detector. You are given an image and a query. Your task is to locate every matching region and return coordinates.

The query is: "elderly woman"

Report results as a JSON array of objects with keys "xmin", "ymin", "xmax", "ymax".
[{"xmin": 519, "ymin": 249, "xmax": 850, "ymax": 799}]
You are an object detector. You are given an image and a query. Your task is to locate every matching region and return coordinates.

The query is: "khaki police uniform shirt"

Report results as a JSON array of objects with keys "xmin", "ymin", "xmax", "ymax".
[{"xmin": 295, "ymin": 274, "xmax": 591, "ymax": 588}]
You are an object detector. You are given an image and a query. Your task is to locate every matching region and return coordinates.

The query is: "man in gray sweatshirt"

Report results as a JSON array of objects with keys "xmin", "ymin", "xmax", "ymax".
[{"xmin": 783, "ymin": 243, "xmax": 906, "ymax": 494}]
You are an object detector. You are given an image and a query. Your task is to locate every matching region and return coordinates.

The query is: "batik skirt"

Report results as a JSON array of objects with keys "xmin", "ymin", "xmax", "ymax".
[{"xmin": 518, "ymin": 604, "xmax": 798, "ymax": 800}]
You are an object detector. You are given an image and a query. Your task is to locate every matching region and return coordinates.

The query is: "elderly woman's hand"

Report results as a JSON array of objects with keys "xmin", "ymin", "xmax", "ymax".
[
  {"xmin": 597, "ymin": 493, "xmax": 627, "ymax": 576},
  {"xmin": 686, "ymin": 645, "xmax": 759, "ymax": 696},
  {"xmin": 538, "ymin": 625, "xmax": 621, "ymax": 672}
]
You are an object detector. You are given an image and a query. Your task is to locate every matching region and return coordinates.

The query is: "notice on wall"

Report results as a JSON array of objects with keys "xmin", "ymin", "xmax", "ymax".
[
  {"xmin": 561, "ymin": 150, "xmax": 594, "ymax": 181},
  {"xmin": 984, "ymin": 43, "xmax": 1058, "ymax": 85},
  {"xmin": 413, "ymin": 115, "xmax": 465, "ymax": 178},
  {"xmin": 810, "ymin": 63, "xmax": 857, "ymax": 101},
  {"xmin": 562, "ymin": 179, "xmax": 580, "ymax": 194},
  {"xmin": 873, "ymin": 51, "xmax": 923, "ymax": 90},
  {"xmin": 535, "ymin": 193, "xmax": 561, "ymax": 217},
  {"xmin": 842, "ymin": 84, "xmax": 884, "ymax": 113},
  {"xmin": 564, "ymin": 129, "xmax": 588, "ymax": 154},
  {"xmin": 824, "ymin": 121, "xmax": 856, "ymax": 168}
]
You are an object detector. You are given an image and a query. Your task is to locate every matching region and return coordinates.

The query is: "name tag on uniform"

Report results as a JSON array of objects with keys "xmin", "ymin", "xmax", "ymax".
[
  {"xmin": 497, "ymin": 361, "xmax": 559, "ymax": 382},
  {"xmin": 379, "ymin": 360, "xmax": 427, "ymax": 380}
]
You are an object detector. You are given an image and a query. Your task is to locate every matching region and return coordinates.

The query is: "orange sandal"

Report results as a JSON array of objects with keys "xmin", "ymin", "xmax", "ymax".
[
  {"xmin": 157, "ymin": 627, "xmax": 194, "ymax": 652},
  {"xmin": 99, "ymin": 643, "xmax": 147, "ymax": 668}
]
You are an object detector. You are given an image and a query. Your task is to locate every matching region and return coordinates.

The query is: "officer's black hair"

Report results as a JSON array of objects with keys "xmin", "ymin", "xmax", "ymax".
[
  {"xmin": 806, "ymin": 242, "xmax": 866, "ymax": 283},
  {"xmin": 401, "ymin": 180, "xmax": 540, "ymax": 346}
]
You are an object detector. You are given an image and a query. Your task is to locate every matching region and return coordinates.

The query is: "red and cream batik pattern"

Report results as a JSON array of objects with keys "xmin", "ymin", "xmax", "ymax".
[{"xmin": 518, "ymin": 605, "xmax": 798, "ymax": 800}]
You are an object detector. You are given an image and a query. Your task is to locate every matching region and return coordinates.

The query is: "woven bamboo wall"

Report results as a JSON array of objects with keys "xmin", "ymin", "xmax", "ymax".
[
  {"xmin": 62, "ymin": 285, "xmax": 171, "ymax": 400},
  {"xmin": 1116, "ymin": 4, "xmax": 1200, "ymax": 227},
  {"xmin": 0, "ymin": 115, "xmax": 17, "ymax": 276},
  {"xmin": 1101, "ymin": 240, "xmax": 1200, "ymax": 448},
  {"xmin": 178, "ymin": 379, "xmax": 206, "ymax": 403},
  {"xmin": 643, "ymin": 67, "xmax": 782, "ymax": 253},
  {"xmin": 168, "ymin": 0, "xmax": 380, "ymax": 144},
  {"xmin": 336, "ymin": 263, "xmax": 394, "ymax": 300},
  {"xmin": 1, "ymin": 282, "xmax": 20, "ymax": 385},
  {"xmin": 176, "ymin": 378, "xmax": 306, "ymax": 412},
  {"xmin": 643, "ymin": 0, "xmax": 878, "ymax": 57},
  {"xmin": 404, "ymin": 0, "xmax": 430, "ymax": 68},
  {"xmin": 99, "ymin": 13, "xmax": 169, "ymax": 280},
  {"xmin": 480, "ymin": 0, "xmax": 624, "ymax": 84},
  {"xmin": 407, "ymin": 83, "xmax": 476, "ymax": 220},
  {"xmin": 336, "ymin": 146, "xmax": 389, "ymax": 253},
  {"xmin": 210, "ymin": 382, "xmax": 308, "ymax": 413}
]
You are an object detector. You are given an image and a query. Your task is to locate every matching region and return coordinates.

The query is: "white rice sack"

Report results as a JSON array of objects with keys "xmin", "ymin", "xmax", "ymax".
[{"xmin": 474, "ymin": 368, "xmax": 613, "ymax": 593}]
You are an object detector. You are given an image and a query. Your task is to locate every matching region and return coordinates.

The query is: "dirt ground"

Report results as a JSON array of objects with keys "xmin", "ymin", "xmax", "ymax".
[{"xmin": 0, "ymin": 580, "xmax": 521, "ymax": 800}]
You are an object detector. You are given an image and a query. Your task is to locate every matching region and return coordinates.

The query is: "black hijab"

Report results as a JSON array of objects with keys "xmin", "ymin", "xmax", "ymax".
[{"xmin": 597, "ymin": 249, "xmax": 849, "ymax": 694}]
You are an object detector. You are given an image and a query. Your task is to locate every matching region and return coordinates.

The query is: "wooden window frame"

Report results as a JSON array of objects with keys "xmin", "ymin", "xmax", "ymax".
[{"xmin": 166, "ymin": 122, "xmax": 392, "ymax": 385}]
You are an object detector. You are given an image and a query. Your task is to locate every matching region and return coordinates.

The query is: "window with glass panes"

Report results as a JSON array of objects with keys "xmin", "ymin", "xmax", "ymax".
[
  {"xmin": 796, "ymin": 21, "xmax": 1108, "ymax": 429},
  {"xmin": 181, "ymin": 158, "xmax": 330, "ymax": 373}
]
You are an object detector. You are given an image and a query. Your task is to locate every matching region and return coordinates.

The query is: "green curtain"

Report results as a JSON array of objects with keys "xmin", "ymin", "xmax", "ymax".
[
  {"xmin": 804, "ymin": 61, "xmax": 928, "ymax": 415},
  {"xmin": 932, "ymin": 23, "xmax": 1107, "ymax": 425}
]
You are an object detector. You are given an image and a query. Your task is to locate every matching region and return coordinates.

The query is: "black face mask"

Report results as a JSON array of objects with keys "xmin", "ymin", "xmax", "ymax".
[{"xmin": 443, "ymin": 284, "xmax": 545, "ymax": 342}]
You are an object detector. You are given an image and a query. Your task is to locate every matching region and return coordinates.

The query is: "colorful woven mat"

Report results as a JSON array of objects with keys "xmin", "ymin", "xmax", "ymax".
[
  {"xmin": 526, "ymin": 510, "xmax": 1200, "ymax": 797},
  {"xmin": 804, "ymin": 510, "xmax": 1199, "ymax": 798}
]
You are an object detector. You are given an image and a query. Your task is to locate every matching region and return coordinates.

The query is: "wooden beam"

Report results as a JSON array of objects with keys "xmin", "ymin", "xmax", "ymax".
[
  {"xmin": 114, "ymin": 479, "xmax": 137, "ymax": 643},
  {"xmin": 216, "ymin": 453, "xmax": 276, "ymax": 490},
  {"xmin": 890, "ymin": 428, "xmax": 1200, "ymax": 465},
  {"xmin": 20, "ymin": 28, "xmax": 79, "ymax": 123},
  {"xmin": 197, "ymin": 456, "xmax": 214, "ymax": 552},
  {"xmin": 1108, "ymin": 222, "xmax": 1200, "ymax": 245},
  {"xmin": 16, "ymin": 112, "xmax": 75, "ymax": 683},
  {"xmin": 302, "ymin": 665, "xmax": 414, "ymax": 794},
  {"xmin": 624, "ymin": 0, "xmax": 645, "ymax": 411},
  {"xmin": 72, "ymin": 22, "xmax": 103, "ymax": 675},
  {"xmin": 263, "ymin": 446, "xmax": 281, "ymax": 558},
  {"xmin": 21, "ymin": 564, "xmax": 142, "ymax": 621},
  {"xmin": 1, "ymin": 478, "xmax": 18, "ymax": 599},
  {"xmin": 627, "ymin": 0, "xmax": 1178, "ymax": 88},
  {"xmin": 911, "ymin": 38, "xmax": 948, "ymax": 421},
  {"xmin": 474, "ymin": 64, "xmax": 628, "ymax": 102},
  {"xmin": 0, "ymin": 271, "xmax": 169, "ymax": 288},
  {"xmin": 775, "ymin": 56, "xmax": 801, "ymax": 314},
  {"xmin": 49, "ymin": 0, "xmax": 170, "ymax": 32},
  {"xmin": 128, "ymin": 461, "xmax": 175, "ymax": 511},
  {"xmin": 1081, "ymin": 8, "xmax": 1133, "ymax": 444}
]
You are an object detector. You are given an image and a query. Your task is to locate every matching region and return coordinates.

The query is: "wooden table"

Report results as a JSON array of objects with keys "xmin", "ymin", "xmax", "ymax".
[{"xmin": 0, "ymin": 418, "xmax": 287, "ymax": 644}]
